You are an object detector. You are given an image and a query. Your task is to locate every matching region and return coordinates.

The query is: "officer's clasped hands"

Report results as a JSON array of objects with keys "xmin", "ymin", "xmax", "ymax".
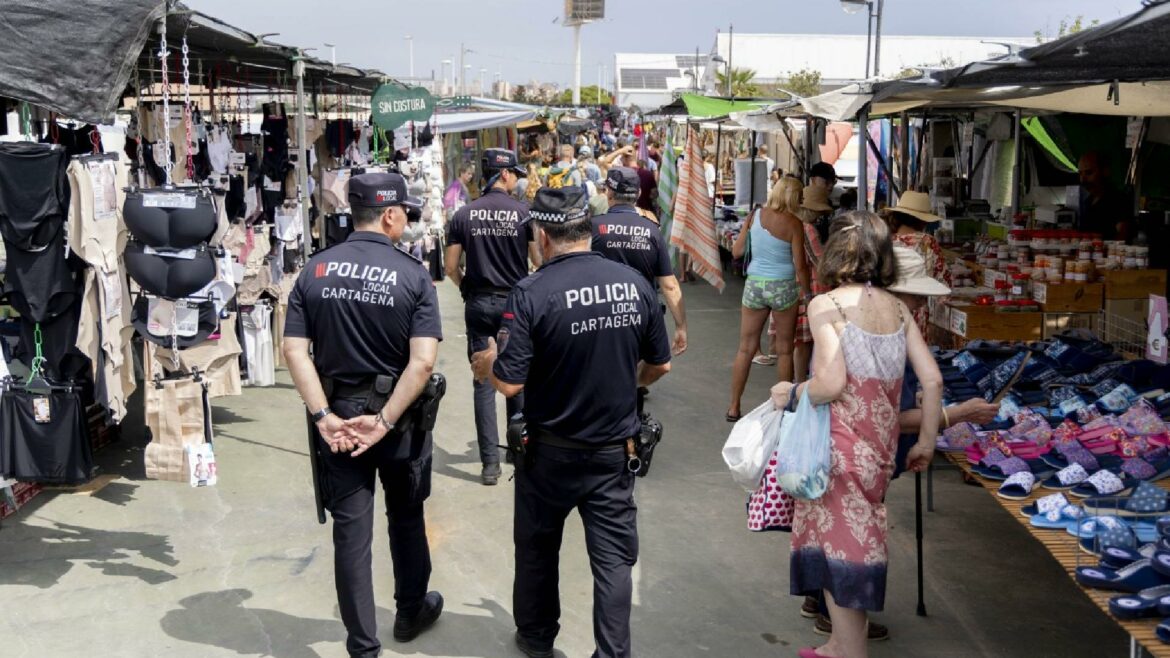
[{"xmin": 316, "ymin": 415, "xmax": 390, "ymax": 457}]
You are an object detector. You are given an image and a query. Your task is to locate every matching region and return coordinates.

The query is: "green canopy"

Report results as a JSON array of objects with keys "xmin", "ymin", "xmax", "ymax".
[
  {"xmin": 680, "ymin": 93, "xmax": 766, "ymax": 119},
  {"xmin": 1022, "ymin": 117, "xmax": 1077, "ymax": 172}
]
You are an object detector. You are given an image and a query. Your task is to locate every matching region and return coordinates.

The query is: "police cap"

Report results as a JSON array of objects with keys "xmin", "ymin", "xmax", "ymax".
[
  {"xmin": 605, "ymin": 166, "xmax": 640, "ymax": 195},
  {"xmin": 349, "ymin": 172, "xmax": 422, "ymax": 210},
  {"xmin": 528, "ymin": 186, "xmax": 590, "ymax": 224},
  {"xmin": 481, "ymin": 148, "xmax": 527, "ymax": 177}
]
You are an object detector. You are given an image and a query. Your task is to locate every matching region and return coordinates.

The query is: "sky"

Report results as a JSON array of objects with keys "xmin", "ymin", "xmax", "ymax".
[{"xmin": 184, "ymin": 0, "xmax": 1138, "ymax": 86}]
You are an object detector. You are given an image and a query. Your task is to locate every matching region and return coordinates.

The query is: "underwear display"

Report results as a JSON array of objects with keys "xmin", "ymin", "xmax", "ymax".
[
  {"xmin": 143, "ymin": 374, "xmax": 213, "ymax": 482},
  {"xmin": 324, "ymin": 119, "xmax": 355, "ymax": 159},
  {"xmin": 324, "ymin": 211, "xmax": 354, "ymax": 247},
  {"xmin": 123, "ymin": 189, "xmax": 218, "ymax": 250},
  {"xmin": 207, "ymin": 125, "xmax": 232, "ymax": 175},
  {"xmin": 131, "ymin": 296, "xmax": 218, "ymax": 349},
  {"xmin": 4, "ymin": 229, "xmax": 82, "ymax": 322},
  {"xmin": 123, "ymin": 241, "xmax": 217, "ymax": 299},
  {"xmin": 149, "ymin": 314, "xmax": 243, "ymax": 399},
  {"xmin": 240, "ymin": 303, "xmax": 275, "ymax": 387},
  {"xmin": 0, "ymin": 142, "xmax": 70, "ymax": 251},
  {"xmin": 43, "ymin": 124, "xmax": 102, "ymax": 157},
  {"xmin": 319, "ymin": 168, "xmax": 351, "ymax": 212},
  {"xmin": 0, "ymin": 387, "xmax": 93, "ymax": 485}
]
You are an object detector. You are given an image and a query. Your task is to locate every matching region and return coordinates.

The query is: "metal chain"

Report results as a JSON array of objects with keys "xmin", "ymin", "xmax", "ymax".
[
  {"xmin": 169, "ymin": 302, "xmax": 182, "ymax": 372},
  {"xmin": 182, "ymin": 34, "xmax": 195, "ymax": 181},
  {"xmin": 159, "ymin": 21, "xmax": 174, "ymax": 187},
  {"xmin": 25, "ymin": 323, "xmax": 45, "ymax": 385}
]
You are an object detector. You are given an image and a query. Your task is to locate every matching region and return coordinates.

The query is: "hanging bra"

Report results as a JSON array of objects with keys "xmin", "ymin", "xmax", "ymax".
[
  {"xmin": 123, "ymin": 188, "xmax": 218, "ymax": 250},
  {"xmin": 0, "ymin": 142, "xmax": 70, "ymax": 252},
  {"xmin": 124, "ymin": 241, "xmax": 217, "ymax": 299},
  {"xmin": 131, "ymin": 296, "xmax": 218, "ymax": 349}
]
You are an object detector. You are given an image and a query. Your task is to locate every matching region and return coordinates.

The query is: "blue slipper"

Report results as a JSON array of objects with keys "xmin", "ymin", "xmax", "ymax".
[
  {"xmin": 1070, "ymin": 469, "xmax": 1136, "ymax": 499},
  {"xmin": 1101, "ymin": 543, "xmax": 1158, "ymax": 570},
  {"xmin": 1109, "ymin": 585, "xmax": 1170, "ymax": 620},
  {"xmin": 1076, "ymin": 559, "xmax": 1168, "ymax": 592},
  {"xmin": 1158, "ymin": 618, "xmax": 1170, "ymax": 644},
  {"xmin": 1083, "ymin": 481, "xmax": 1170, "ymax": 517}
]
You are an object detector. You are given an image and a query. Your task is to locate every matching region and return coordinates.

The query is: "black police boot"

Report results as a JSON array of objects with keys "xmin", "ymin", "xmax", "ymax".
[
  {"xmin": 393, "ymin": 591, "xmax": 443, "ymax": 642},
  {"xmin": 514, "ymin": 631, "xmax": 554, "ymax": 658},
  {"xmin": 482, "ymin": 462, "xmax": 502, "ymax": 486}
]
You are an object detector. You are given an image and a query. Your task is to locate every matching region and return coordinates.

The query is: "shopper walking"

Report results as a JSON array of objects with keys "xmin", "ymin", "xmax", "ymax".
[
  {"xmin": 443, "ymin": 163, "xmax": 474, "ymax": 219},
  {"xmin": 882, "ymin": 191, "xmax": 951, "ymax": 338},
  {"xmin": 445, "ymin": 148, "xmax": 540, "ymax": 485},
  {"xmin": 793, "ymin": 183, "xmax": 833, "ymax": 382},
  {"xmin": 283, "ymin": 172, "xmax": 445, "ymax": 658},
  {"xmin": 771, "ymin": 211, "xmax": 943, "ymax": 658},
  {"xmin": 727, "ymin": 177, "xmax": 810, "ymax": 421},
  {"xmin": 471, "ymin": 187, "xmax": 672, "ymax": 658}
]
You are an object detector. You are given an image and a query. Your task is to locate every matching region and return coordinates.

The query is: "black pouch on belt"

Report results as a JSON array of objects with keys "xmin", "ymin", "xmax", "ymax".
[
  {"xmin": 364, "ymin": 374, "xmax": 396, "ymax": 414},
  {"xmin": 505, "ymin": 413, "xmax": 529, "ymax": 469},
  {"xmin": 629, "ymin": 387, "xmax": 663, "ymax": 477}
]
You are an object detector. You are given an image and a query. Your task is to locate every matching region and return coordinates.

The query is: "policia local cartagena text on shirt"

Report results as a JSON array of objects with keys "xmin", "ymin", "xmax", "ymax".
[
  {"xmin": 445, "ymin": 148, "xmax": 542, "ymax": 485},
  {"xmin": 283, "ymin": 172, "xmax": 445, "ymax": 658},
  {"xmin": 472, "ymin": 186, "xmax": 673, "ymax": 658}
]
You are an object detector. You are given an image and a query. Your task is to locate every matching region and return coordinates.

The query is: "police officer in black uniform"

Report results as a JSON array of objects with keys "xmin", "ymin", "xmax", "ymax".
[
  {"xmin": 283, "ymin": 172, "xmax": 444, "ymax": 658},
  {"xmin": 591, "ymin": 166, "xmax": 688, "ymax": 355},
  {"xmin": 445, "ymin": 148, "xmax": 541, "ymax": 485},
  {"xmin": 471, "ymin": 187, "xmax": 672, "ymax": 658}
]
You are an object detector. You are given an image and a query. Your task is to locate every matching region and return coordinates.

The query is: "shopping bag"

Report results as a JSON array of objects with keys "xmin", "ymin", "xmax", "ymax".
[
  {"xmin": 722, "ymin": 399, "xmax": 785, "ymax": 490},
  {"xmin": 774, "ymin": 387, "xmax": 832, "ymax": 500}
]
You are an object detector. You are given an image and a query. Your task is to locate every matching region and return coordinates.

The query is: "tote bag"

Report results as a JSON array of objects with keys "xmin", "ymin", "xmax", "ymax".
[
  {"xmin": 722, "ymin": 399, "xmax": 784, "ymax": 490},
  {"xmin": 774, "ymin": 387, "xmax": 832, "ymax": 500}
]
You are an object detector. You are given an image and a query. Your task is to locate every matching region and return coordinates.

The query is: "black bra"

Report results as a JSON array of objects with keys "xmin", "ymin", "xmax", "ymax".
[{"xmin": 123, "ymin": 188, "xmax": 217, "ymax": 250}]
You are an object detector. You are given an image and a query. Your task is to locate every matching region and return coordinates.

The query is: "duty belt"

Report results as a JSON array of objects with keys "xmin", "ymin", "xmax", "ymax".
[
  {"xmin": 529, "ymin": 426, "xmax": 627, "ymax": 451},
  {"xmin": 468, "ymin": 286, "xmax": 511, "ymax": 297}
]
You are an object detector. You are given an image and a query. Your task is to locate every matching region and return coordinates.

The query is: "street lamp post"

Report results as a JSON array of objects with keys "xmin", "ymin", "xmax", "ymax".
[
  {"xmin": 841, "ymin": 0, "xmax": 885, "ymax": 78},
  {"xmin": 404, "ymin": 35, "xmax": 414, "ymax": 79},
  {"xmin": 441, "ymin": 60, "xmax": 451, "ymax": 95}
]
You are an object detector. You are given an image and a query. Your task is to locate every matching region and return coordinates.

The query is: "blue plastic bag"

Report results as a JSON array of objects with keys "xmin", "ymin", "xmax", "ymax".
[{"xmin": 774, "ymin": 387, "xmax": 832, "ymax": 500}]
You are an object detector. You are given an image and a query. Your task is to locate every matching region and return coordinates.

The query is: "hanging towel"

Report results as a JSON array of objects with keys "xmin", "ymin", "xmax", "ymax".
[{"xmin": 669, "ymin": 126, "xmax": 724, "ymax": 292}]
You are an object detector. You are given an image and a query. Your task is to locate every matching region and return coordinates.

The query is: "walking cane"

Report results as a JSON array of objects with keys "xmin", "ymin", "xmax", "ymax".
[{"xmin": 915, "ymin": 470, "xmax": 927, "ymax": 616}]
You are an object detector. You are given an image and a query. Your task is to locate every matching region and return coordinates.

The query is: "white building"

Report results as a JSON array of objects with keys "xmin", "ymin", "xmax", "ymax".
[{"xmin": 615, "ymin": 33, "xmax": 1036, "ymax": 108}]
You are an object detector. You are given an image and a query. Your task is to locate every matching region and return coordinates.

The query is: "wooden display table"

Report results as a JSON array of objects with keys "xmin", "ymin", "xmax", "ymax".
[{"xmin": 941, "ymin": 452, "xmax": 1170, "ymax": 657}]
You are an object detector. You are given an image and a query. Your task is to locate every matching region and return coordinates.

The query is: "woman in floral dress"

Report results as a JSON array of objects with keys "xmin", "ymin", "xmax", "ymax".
[{"xmin": 772, "ymin": 211, "xmax": 943, "ymax": 658}]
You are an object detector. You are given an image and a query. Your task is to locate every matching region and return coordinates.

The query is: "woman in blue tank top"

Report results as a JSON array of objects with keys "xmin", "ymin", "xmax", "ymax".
[{"xmin": 727, "ymin": 177, "xmax": 811, "ymax": 420}]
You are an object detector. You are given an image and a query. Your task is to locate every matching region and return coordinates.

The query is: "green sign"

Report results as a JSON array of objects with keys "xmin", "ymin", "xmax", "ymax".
[{"xmin": 371, "ymin": 84, "xmax": 434, "ymax": 131}]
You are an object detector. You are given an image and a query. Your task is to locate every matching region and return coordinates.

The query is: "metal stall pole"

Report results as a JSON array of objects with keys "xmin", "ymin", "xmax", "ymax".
[
  {"xmin": 857, "ymin": 109, "xmax": 869, "ymax": 210},
  {"xmin": 713, "ymin": 124, "xmax": 722, "ymax": 215},
  {"xmin": 899, "ymin": 111, "xmax": 910, "ymax": 195},
  {"xmin": 294, "ymin": 57, "xmax": 311, "ymax": 258},
  {"xmin": 748, "ymin": 130, "xmax": 756, "ymax": 211},
  {"xmin": 1011, "ymin": 109, "xmax": 1023, "ymax": 221}
]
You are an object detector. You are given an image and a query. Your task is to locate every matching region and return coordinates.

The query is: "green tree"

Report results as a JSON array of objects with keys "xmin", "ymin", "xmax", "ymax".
[
  {"xmin": 554, "ymin": 85, "xmax": 613, "ymax": 105},
  {"xmin": 511, "ymin": 85, "xmax": 530, "ymax": 103},
  {"xmin": 715, "ymin": 67, "xmax": 759, "ymax": 97},
  {"xmin": 1035, "ymin": 15, "xmax": 1100, "ymax": 42},
  {"xmin": 780, "ymin": 69, "xmax": 822, "ymax": 98}
]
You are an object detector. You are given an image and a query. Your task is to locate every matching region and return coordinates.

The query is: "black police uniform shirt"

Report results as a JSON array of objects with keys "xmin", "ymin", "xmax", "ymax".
[
  {"xmin": 284, "ymin": 231, "xmax": 442, "ymax": 385},
  {"xmin": 445, "ymin": 188, "xmax": 532, "ymax": 294},
  {"xmin": 493, "ymin": 251, "xmax": 671, "ymax": 444},
  {"xmin": 590, "ymin": 204, "xmax": 672, "ymax": 286}
]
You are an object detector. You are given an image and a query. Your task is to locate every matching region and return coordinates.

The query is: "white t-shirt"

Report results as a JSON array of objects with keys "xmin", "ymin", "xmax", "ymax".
[{"xmin": 704, "ymin": 162, "xmax": 716, "ymax": 198}]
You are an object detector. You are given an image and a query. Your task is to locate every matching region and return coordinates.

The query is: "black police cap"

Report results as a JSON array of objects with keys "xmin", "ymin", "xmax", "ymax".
[
  {"xmin": 605, "ymin": 166, "xmax": 640, "ymax": 195},
  {"xmin": 349, "ymin": 172, "xmax": 423, "ymax": 209},
  {"xmin": 481, "ymin": 148, "xmax": 527, "ymax": 178},
  {"xmin": 528, "ymin": 186, "xmax": 590, "ymax": 224}
]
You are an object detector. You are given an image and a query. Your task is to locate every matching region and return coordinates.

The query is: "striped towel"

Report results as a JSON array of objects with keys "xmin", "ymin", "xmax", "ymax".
[
  {"xmin": 669, "ymin": 126, "xmax": 724, "ymax": 292},
  {"xmin": 657, "ymin": 130, "xmax": 678, "ymax": 240}
]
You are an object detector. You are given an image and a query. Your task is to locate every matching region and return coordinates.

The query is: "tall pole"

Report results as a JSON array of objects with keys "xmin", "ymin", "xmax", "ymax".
[
  {"xmin": 293, "ymin": 57, "xmax": 312, "ymax": 256},
  {"xmin": 858, "ymin": 109, "xmax": 870, "ymax": 210},
  {"xmin": 727, "ymin": 24, "xmax": 734, "ymax": 97},
  {"xmin": 405, "ymin": 36, "xmax": 414, "ymax": 79},
  {"xmin": 572, "ymin": 23, "xmax": 582, "ymax": 105},
  {"xmin": 873, "ymin": 0, "xmax": 885, "ymax": 77},
  {"xmin": 1011, "ymin": 109, "xmax": 1023, "ymax": 218},
  {"xmin": 479, "ymin": 68, "xmax": 487, "ymax": 96},
  {"xmin": 864, "ymin": 3, "xmax": 874, "ymax": 78},
  {"xmin": 694, "ymin": 45, "xmax": 699, "ymax": 91},
  {"xmin": 459, "ymin": 43, "xmax": 466, "ymax": 95}
]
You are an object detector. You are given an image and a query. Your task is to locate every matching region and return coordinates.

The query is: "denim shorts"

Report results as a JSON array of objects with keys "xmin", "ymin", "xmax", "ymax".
[{"xmin": 742, "ymin": 276, "xmax": 800, "ymax": 311}]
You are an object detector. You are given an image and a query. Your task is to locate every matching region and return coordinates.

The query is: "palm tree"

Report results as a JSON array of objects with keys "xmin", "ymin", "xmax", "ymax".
[{"xmin": 715, "ymin": 67, "xmax": 759, "ymax": 98}]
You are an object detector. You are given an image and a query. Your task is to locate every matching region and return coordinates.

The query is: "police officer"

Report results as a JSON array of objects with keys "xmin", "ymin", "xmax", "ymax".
[
  {"xmin": 591, "ymin": 166, "xmax": 688, "ymax": 355},
  {"xmin": 471, "ymin": 187, "xmax": 672, "ymax": 658},
  {"xmin": 445, "ymin": 148, "xmax": 541, "ymax": 485},
  {"xmin": 283, "ymin": 172, "xmax": 444, "ymax": 658}
]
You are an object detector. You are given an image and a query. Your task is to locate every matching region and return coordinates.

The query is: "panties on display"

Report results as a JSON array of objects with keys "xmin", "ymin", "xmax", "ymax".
[
  {"xmin": 123, "ymin": 242, "xmax": 218, "ymax": 299},
  {"xmin": 13, "ymin": 298, "xmax": 89, "ymax": 383},
  {"xmin": 0, "ymin": 385, "xmax": 93, "ymax": 485},
  {"xmin": 240, "ymin": 303, "xmax": 275, "ymax": 387},
  {"xmin": 123, "ymin": 189, "xmax": 218, "ymax": 250},
  {"xmin": 131, "ymin": 297, "xmax": 218, "ymax": 349},
  {"xmin": 324, "ymin": 211, "xmax": 354, "ymax": 246},
  {"xmin": 3, "ymin": 229, "xmax": 83, "ymax": 322},
  {"xmin": 324, "ymin": 119, "xmax": 355, "ymax": 159},
  {"xmin": 43, "ymin": 124, "xmax": 103, "ymax": 157},
  {"xmin": 144, "ymin": 374, "xmax": 213, "ymax": 482},
  {"xmin": 0, "ymin": 142, "xmax": 70, "ymax": 251}
]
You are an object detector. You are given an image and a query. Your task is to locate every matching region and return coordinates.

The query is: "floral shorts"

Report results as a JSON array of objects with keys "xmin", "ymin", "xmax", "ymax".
[{"xmin": 742, "ymin": 277, "xmax": 800, "ymax": 311}]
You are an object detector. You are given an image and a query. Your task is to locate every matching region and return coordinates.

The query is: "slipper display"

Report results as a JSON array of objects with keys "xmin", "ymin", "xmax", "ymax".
[
  {"xmin": 1041, "ymin": 463, "xmax": 1090, "ymax": 491},
  {"xmin": 1076, "ymin": 558, "xmax": 1168, "ymax": 593},
  {"xmin": 1069, "ymin": 470, "xmax": 1134, "ymax": 499},
  {"xmin": 1082, "ymin": 481, "xmax": 1170, "ymax": 517},
  {"xmin": 1158, "ymin": 618, "xmax": 1170, "ymax": 644},
  {"xmin": 1100, "ymin": 543, "xmax": 1160, "ymax": 571},
  {"xmin": 1108, "ymin": 584, "xmax": 1170, "ymax": 620},
  {"xmin": 1027, "ymin": 493, "xmax": 1083, "ymax": 529},
  {"xmin": 997, "ymin": 471, "xmax": 1037, "ymax": 500}
]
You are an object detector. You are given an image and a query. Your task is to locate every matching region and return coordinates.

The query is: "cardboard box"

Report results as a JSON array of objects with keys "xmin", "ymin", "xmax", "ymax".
[
  {"xmin": 1033, "ymin": 282, "xmax": 1104, "ymax": 313},
  {"xmin": 1102, "ymin": 269, "xmax": 1167, "ymax": 300},
  {"xmin": 947, "ymin": 303, "xmax": 1042, "ymax": 341}
]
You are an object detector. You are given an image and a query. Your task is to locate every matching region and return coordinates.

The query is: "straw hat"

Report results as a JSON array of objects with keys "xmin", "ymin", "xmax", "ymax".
[
  {"xmin": 885, "ymin": 190, "xmax": 942, "ymax": 224},
  {"xmin": 888, "ymin": 246, "xmax": 951, "ymax": 297},
  {"xmin": 801, "ymin": 185, "xmax": 833, "ymax": 213}
]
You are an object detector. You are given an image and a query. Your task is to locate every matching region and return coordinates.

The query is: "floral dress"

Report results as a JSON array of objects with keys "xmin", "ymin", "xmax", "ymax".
[
  {"xmin": 789, "ymin": 292, "xmax": 907, "ymax": 612},
  {"xmin": 893, "ymin": 231, "xmax": 950, "ymax": 338}
]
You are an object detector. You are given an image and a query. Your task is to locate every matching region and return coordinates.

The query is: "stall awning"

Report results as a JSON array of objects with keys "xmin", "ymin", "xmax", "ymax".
[
  {"xmin": 680, "ymin": 93, "xmax": 767, "ymax": 119},
  {"xmin": 434, "ymin": 109, "xmax": 536, "ymax": 133},
  {"xmin": 0, "ymin": 0, "xmax": 165, "ymax": 123}
]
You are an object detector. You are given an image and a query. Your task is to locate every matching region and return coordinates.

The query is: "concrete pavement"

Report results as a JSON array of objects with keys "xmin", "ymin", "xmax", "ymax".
[{"xmin": 0, "ymin": 275, "xmax": 1128, "ymax": 657}]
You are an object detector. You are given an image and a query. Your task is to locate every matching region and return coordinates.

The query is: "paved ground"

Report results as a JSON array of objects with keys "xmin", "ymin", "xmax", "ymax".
[{"xmin": 0, "ymin": 276, "xmax": 1131, "ymax": 657}]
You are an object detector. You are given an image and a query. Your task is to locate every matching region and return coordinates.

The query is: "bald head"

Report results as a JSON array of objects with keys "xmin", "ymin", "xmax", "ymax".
[{"xmin": 1079, "ymin": 152, "xmax": 1108, "ymax": 198}]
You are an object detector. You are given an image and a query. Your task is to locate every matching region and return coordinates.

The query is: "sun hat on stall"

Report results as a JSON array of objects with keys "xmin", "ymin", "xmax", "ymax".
[
  {"xmin": 800, "ymin": 185, "xmax": 833, "ymax": 213},
  {"xmin": 888, "ymin": 245, "xmax": 951, "ymax": 297},
  {"xmin": 884, "ymin": 191, "xmax": 942, "ymax": 224}
]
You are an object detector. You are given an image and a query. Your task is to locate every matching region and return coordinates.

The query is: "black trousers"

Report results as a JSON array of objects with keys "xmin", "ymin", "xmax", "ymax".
[
  {"xmin": 319, "ymin": 396, "xmax": 433, "ymax": 658},
  {"xmin": 464, "ymin": 292, "xmax": 524, "ymax": 465},
  {"xmin": 514, "ymin": 444, "xmax": 638, "ymax": 658}
]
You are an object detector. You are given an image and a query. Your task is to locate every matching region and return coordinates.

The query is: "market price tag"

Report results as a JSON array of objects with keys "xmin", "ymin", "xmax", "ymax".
[
  {"xmin": 229, "ymin": 151, "xmax": 246, "ymax": 166},
  {"xmin": 983, "ymin": 269, "xmax": 1006, "ymax": 289},
  {"xmin": 950, "ymin": 309, "xmax": 968, "ymax": 337},
  {"xmin": 143, "ymin": 245, "xmax": 197, "ymax": 260},
  {"xmin": 143, "ymin": 192, "xmax": 198, "ymax": 209},
  {"xmin": 1033, "ymin": 281, "xmax": 1048, "ymax": 304}
]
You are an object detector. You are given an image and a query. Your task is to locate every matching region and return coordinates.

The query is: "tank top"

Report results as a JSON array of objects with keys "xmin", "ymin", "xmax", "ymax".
[{"xmin": 746, "ymin": 211, "xmax": 795, "ymax": 280}]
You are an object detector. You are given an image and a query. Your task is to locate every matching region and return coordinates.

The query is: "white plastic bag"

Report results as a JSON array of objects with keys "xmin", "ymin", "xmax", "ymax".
[
  {"xmin": 775, "ymin": 388, "xmax": 832, "ymax": 500},
  {"xmin": 722, "ymin": 399, "xmax": 785, "ymax": 490}
]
